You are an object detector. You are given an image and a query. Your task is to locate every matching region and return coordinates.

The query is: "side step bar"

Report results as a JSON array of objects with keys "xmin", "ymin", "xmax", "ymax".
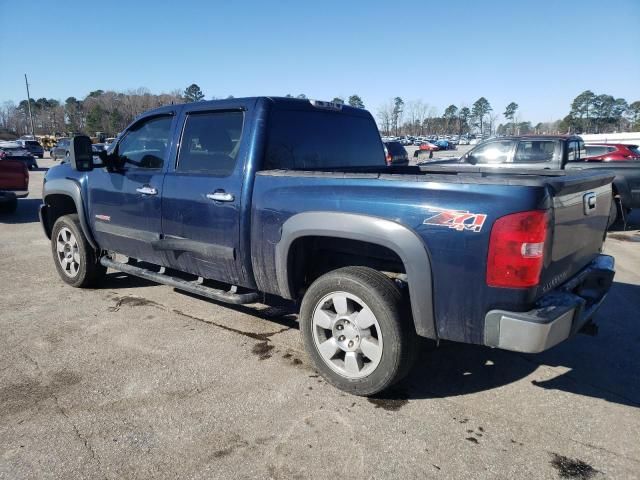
[{"xmin": 100, "ymin": 257, "xmax": 260, "ymax": 305}]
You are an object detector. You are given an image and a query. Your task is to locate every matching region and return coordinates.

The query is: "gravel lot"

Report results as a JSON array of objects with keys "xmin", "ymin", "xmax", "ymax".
[{"xmin": 1, "ymin": 154, "xmax": 639, "ymax": 479}]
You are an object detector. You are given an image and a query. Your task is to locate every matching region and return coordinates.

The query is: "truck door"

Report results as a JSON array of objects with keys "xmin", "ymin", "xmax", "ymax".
[
  {"xmin": 87, "ymin": 112, "xmax": 178, "ymax": 264},
  {"xmin": 160, "ymin": 107, "xmax": 247, "ymax": 286}
]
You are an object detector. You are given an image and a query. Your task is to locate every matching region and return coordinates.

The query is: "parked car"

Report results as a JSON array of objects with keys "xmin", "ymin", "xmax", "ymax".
[
  {"xmin": 585, "ymin": 143, "xmax": 640, "ymax": 162},
  {"xmin": 41, "ymin": 97, "xmax": 615, "ymax": 396},
  {"xmin": 458, "ymin": 137, "xmax": 470, "ymax": 145},
  {"xmin": 383, "ymin": 141, "xmax": 409, "ymax": 166},
  {"xmin": 0, "ymin": 141, "xmax": 38, "ymax": 170},
  {"xmin": 17, "ymin": 139, "xmax": 44, "ymax": 158},
  {"xmin": 454, "ymin": 135, "xmax": 640, "ymax": 222},
  {"xmin": 50, "ymin": 138, "xmax": 71, "ymax": 161},
  {"xmin": 0, "ymin": 156, "xmax": 29, "ymax": 213},
  {"xmin": 434, "ymin": 139, "xmax": 454, "ymax": 150}
]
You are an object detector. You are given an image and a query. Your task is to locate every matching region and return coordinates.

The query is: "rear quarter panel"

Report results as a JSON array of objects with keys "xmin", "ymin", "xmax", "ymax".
[{"xmin": 251, "ymin": 172, "xmax": 549, "ymax": 344}]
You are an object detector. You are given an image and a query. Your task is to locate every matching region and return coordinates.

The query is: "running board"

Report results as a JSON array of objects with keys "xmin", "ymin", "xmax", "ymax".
[{"xmin": 100, "ymin": 257, "xmax": 260, "ymax": 305}]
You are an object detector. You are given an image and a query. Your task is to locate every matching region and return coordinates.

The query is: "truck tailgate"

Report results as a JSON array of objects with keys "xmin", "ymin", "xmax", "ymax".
[
  {"xmin": 0, "ymin": 159, "xmax": 29, "ymax": 191},
  {"xmin": 540, "ymin": 171, "xmax": 614, "ymax": 293}
]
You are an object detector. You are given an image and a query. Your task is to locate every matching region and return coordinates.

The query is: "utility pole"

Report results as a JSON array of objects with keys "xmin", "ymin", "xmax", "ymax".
[{"xmin": 24, "ymin": 74, "xmax": 35, "ymax": 138}]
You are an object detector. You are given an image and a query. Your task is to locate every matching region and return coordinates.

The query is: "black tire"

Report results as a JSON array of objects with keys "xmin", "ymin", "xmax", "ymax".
[
  {"xmin": 300, "ymin": 266, "xmax": 418, "ymax": 396},
  {"xmin": 51, "ymin": 214, "xmax": 106, "ymax": 288}
]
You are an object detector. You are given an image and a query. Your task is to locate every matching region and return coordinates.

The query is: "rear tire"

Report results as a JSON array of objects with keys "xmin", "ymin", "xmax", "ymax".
[
  {"xmin": 300, "ymin": 266, "xmax": 418, "ymax": 396},
  {"xmin": 51, "ymin": 214, "xmax": 106, "ymax": 288}
]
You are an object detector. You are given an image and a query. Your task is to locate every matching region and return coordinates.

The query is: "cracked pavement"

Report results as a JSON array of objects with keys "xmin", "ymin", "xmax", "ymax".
[{"xmin": 1, "ymin": 155, "xmax": 639, "ymax": 479}]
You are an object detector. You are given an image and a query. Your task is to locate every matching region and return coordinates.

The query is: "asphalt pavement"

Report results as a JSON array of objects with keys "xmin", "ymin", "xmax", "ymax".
[{"xmin": 1, "ymin": 154, "xmax": 639, "ymax": 479}]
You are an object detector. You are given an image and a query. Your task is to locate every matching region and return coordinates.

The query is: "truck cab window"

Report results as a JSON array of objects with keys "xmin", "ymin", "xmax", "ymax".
[
  {"xmin": 177, "ymin": 111, "xmax": 244, "ymax": 176},
  {"xmin": 117, "ymin": 116, "xmax": 173, "ymax": 169},
  {"xmin": 465, "ymin": 140, "xmax": 514, "ymax": 164},
  {"xmin": 514, "ymin": 140, "xmax": 555, "ymax": 163}
]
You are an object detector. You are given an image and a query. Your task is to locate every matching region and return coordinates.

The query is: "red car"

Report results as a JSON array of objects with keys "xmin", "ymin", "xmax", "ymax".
[{"xmin": 584, "ymin": 143, "xmax": 640, "ymax": 161}]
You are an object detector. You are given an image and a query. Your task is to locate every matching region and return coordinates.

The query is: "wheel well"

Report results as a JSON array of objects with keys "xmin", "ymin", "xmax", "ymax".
[
  {"xmin": 43, "ymin": 194, "xmax": 77, "ymax": 237},
  {"xmin": 286, "ymin": 236, "xmax": 406, "ymax": 298}
]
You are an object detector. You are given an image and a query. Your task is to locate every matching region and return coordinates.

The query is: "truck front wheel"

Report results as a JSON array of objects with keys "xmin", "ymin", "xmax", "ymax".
[
  {"xmin": 300, "ymin": 266, "xmax": 417, "ymax": 396},
  {"xmin": 51, "ymin": 214, "xmax": 106, "ymax": 288}
]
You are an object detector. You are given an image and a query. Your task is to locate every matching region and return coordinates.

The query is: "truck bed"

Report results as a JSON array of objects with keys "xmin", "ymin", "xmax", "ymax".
[{"xmin": 253, "ymin": 166, "xmax": 613, "ymax": 344}]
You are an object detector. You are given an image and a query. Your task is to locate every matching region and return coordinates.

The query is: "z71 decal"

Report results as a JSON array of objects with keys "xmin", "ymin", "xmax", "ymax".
[{"xmin": 423, "ymin": 209, "xmax": 487, "ymax": 233}]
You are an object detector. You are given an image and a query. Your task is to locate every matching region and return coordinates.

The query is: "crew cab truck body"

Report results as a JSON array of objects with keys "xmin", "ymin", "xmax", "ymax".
[
  {"xmin": 454, "ymin": 135, "xmax": 640, "ymax": 221},
  {"xmin": 0, "ymin": 158, "xmax": 29, "ymax": 213},
  {"xmin": 40, "ymin": 98, "xmax": 615, "ymax": 395}
]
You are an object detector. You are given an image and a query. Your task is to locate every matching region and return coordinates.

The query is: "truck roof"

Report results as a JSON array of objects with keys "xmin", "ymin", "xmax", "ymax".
[{"xmin": 140, "ymin": 97, "xmax": 368, "ymax": 118}]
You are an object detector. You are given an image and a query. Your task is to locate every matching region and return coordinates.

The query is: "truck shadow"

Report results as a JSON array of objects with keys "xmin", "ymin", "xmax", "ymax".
[
  {"xmin": 96, "ymin": 266, "xmax": 640, "ymax": 409},
  {"xmin": 389, "ymin": 281, "xmax": 640, "ymax": 409},
  {"xmin": 0, "ymin": 199, "xmax": 42, "ymax": 224}
]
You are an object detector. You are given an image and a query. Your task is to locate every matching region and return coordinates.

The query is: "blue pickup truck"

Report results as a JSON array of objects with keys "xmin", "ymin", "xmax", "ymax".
[{"xmin": 40, "ymin": 97, "xmax": 616, "ymax": 395}]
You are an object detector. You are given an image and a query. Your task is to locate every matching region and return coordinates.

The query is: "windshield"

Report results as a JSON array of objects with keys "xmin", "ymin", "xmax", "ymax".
[
  {"xmin": 628, "ymin": 145, "xmax": 640, "ymax": 156},
  {"xmin": 264, "ymin": 108, "xmax": 385, "ymax": 169}
]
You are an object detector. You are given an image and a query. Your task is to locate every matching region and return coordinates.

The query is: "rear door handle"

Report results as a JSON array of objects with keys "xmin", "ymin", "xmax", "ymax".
[
  {"xmin": 206, "ymin": 191, "xmax": 234, "ymax": 202},
  {"xmin": 136, "ymin": 185, "xmax": 158, "ymax": 195}
]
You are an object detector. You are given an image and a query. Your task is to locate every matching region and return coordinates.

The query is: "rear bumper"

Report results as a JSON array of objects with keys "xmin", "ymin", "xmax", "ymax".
[
  {"xmin": 0, "ymin": 190, "xmax": 28, "ymax": 201},
  {"xmin": 484, "ymin": 255, "xmax": 615, "ymax": 353}
]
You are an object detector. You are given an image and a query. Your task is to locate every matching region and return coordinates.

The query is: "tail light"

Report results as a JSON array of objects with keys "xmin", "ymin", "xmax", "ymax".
[{"xmin": 486, "ymin": 210, "xmax": 548, "ymax": 288}]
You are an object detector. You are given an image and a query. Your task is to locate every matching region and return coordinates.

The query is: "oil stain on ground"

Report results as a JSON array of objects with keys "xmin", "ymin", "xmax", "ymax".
[
  {"xmin": 252, "ymin": 342, "xmax": 275, "ymax": 360},
  {"xmin": 550, "ymin": 453, "xmax": 598, "ymax": 479}
]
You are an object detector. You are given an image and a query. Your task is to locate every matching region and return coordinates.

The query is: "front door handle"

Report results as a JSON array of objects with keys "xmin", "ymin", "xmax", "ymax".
[
  {"xmin": 206, "ymin": 191, "xmax": 234, "ymax": 202},
  {"xmin": 136, "ymin": 185, "xmax": 158, "ymax": 195}
]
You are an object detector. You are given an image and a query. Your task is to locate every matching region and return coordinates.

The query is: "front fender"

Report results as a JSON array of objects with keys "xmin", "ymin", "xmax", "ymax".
[
  {"xmin": 276, "ymin": 211, "xmax": 437, "ymax": 339},
  {"xmin": 42, "ymin": 178, "xmax": 98, "ymax": 250}
]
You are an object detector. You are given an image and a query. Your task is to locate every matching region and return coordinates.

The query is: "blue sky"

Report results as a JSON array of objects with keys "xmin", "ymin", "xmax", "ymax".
[{"xmin": 1, "ymin": 0, "xmax": 638, "ymax": 123}]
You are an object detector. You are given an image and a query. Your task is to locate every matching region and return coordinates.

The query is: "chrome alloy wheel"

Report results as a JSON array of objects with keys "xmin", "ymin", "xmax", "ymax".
[
  {"xmin": 311, "ymin": 291, "xmax": 383, "ymax": 379},
  {"xmin": 56, "ymin": 227, "xmax": 80, "ymax": 277}
]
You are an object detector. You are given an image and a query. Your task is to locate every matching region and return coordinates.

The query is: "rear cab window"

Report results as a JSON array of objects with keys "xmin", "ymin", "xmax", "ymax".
[
  {"xmin": 263, "ymin": 107, "xmax": 384, "ymax": 170},
  {"xmin": 566, "ymin": 140, "xmax": 584, "ymax": 162}
]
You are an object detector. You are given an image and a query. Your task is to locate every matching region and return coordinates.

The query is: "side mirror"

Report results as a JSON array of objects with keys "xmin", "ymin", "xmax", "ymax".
[
  {"xmin": 98, "ymin": 148, "xmax": 124, "ymax": 172},
  {"xmin": 465, "ymin": 153, "xmax": 477, "ymax": 165},
  {"xmin": 69, "ymin": 136, "xmax": 94, "ymax": 171}
]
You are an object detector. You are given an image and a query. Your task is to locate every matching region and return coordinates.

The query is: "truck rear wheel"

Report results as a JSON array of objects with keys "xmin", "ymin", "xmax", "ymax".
[
  {"xmin": 51, "ymin": 214, "xmax": 105, "ymax": 288},
  {"xmin": 299, "ymin": 266, "xmax": 417, "ymax": 396}
]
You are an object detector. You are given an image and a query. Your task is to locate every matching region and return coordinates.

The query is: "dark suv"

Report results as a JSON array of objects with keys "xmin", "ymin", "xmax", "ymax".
[{"xmin": 18, "ymin": 139, "xmax": 44, "ymax": 158}]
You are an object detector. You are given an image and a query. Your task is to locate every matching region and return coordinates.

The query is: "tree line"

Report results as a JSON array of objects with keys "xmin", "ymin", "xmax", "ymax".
[
  {"xmin": 376, "ymin": 92, "xmax": 640, "ymax": 137},
  {"xmin": 1, "ymin": 82, "xmax": 638, "ymax": 140}
]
